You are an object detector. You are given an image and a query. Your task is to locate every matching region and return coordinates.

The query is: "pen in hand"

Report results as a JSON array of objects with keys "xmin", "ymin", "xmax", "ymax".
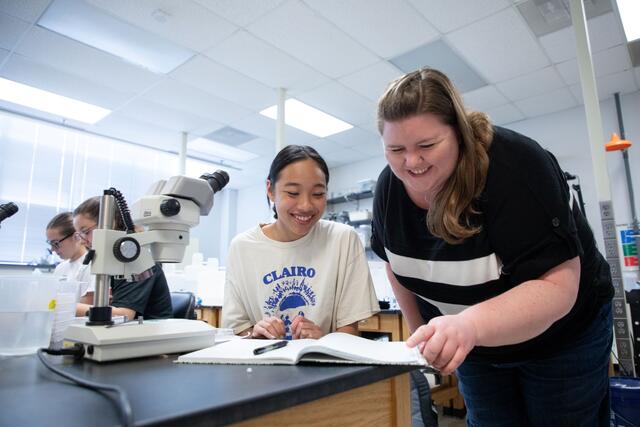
[{"xmin": 253, "ymin": 340, "xmax": 288, "ymax": 355}]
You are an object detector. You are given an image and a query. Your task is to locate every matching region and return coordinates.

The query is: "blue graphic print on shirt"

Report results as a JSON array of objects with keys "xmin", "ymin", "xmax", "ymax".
[{"xmin": 263, "ymin": 275, "xmax": 317, "ymax": 339}]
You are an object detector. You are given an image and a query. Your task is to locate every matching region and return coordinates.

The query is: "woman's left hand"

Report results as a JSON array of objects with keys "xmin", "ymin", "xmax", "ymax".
[
  {"xmin": 406, "ymin": 314, "xmax": 478, "ymax": 375},
  {"xmin": 291, "ymin": 316, "xmax": 323, "ymax": 339}
]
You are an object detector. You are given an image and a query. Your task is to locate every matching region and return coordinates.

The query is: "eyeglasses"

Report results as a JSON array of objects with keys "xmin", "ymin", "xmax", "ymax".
[
  {"xmin": 75, "ymin": 224, "xmax": 97, "ymax": 241},
  {"xmin": 46, "ymin": 232, "xmax": 75, "ymax": 250}
]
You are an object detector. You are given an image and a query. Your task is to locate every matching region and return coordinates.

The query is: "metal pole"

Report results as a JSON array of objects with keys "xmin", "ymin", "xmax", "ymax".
[
  {"xmin": 94, "ymin": 193, "xmax": 115, "ymax": 308},
  {"xmin": 570, "ymin": 0, "xmax": 636, "ymax": 376},
  {"xmin": 179, "ymin": 131, "xmax": 187, "ymax": 175},
  {"xmin": 275, "ymin": 88, "xmax": 286, "ymax": 153}
]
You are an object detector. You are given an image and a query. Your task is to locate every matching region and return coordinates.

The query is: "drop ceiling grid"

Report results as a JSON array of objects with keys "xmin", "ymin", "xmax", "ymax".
[
  {"xmin": 514, "ymin": 87, "xmax": 577, "ymax": 117},
  {"xmin": 303, "ymin": 0, "xmax": 439, "ymax": 59},
  {"xmin": 84, "ymin": 0, "xmax": 238, "ymax": 53},
  {"xmin": 447, "ymin": 7, "xmax": 550, "ymax": 83},
  {"xmin": 408, "ymin": 0, "xmax": 511, "ymax": 34},
  {"xmin": 246, "ymin": 0, "xmax": 380, "ymax": 79},
  {"xmin": 2, "ymin": 53, "xmax": 135, "ymax": 109},
  {"xmin": 169, "ymin": 54, "xmax": 276, "ymax": 111},
  {"xmin": 338, "ymin": 61, "xmax": 403, "ymax": 103},
  {"xmin": 296, "ymin": 80, "xmax": 377, "ymax": 128},
  {"xmin": 14, "ymin": 26, "xmax": 162, "ymax": 93},
  {"xmin": 0, "ymin": 0, "xmax": 51, "ymax": 23},
  {"xmin": 203, "ymin": 30, "xmax": 330, "ymax": 93},
  {"xmin": 140, "ymin": 78, "xmax": 253, "ymax": 125}
]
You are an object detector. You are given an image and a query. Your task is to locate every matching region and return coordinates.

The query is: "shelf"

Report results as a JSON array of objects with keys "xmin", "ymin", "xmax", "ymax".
[{"xmin": 327, "ymin": 189, "xmax": 374, "ymax": 205}]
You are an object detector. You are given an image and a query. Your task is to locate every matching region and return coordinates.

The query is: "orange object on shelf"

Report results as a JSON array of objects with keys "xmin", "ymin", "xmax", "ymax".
[{"xmin": 605, "ymin": 133, "xmax": 632, "ymax": 152}]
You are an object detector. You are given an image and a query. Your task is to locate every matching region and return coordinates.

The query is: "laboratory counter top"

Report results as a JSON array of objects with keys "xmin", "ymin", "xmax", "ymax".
[{"xmin": 0, "ymin": 352, "xmax": 413, "ymax": 426}]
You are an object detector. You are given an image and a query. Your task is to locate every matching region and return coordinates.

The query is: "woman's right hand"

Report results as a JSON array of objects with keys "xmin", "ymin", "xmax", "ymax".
[{"xmin": 252, "ymin": 316, "xmax": 286, "ymax": 339}]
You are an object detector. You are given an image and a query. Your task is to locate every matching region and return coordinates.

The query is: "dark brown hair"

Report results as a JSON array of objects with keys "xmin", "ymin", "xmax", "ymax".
[
  {"xmin": 46, "ymin": 212, "xmax": 75, "ymax": 236},
  {"xmin": 73, "ymin": 196, "xmax": 126, "ymax": 231},
  {"xmin": 377, "ymin": 68, "xmax": 494, "ymax": 244}
]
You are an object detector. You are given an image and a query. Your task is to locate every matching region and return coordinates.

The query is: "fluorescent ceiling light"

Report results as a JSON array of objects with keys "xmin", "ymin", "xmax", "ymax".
[
  {"xmin": 189, "ymin": 138, "xmax": 259, "ymax": 163},
  {"xmin": 38, "ymin": 0, "xmax": 194, "ymax": 73},
  {"xmin": 0, "ymin": 77, "xmax": 111, "ymax": 124},
  {"xmin": 260, "ymin": 99, "xmax": 353, "ymax": 138},
  {"xmin": 616, "ymin": 0, "xmax": 640, "ymax": 42}
]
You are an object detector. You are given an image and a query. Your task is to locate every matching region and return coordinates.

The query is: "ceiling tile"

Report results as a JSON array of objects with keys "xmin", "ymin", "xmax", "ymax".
[
  {"xmin": 447, "ymin": 8, "xmax": 549, "ymax": 82},
  {"xmin": 304, "ymin": 0, "xmax": 438, "ymax": 58},
  {"xmin": 115, "ymin": 98, "xmax": 213, "ymax": 133},
  {"xmin": 409, "ymin": 0, "xmax": 510, "ymax": 33},
  {"xmin": 496, "ymin": 66, "xmax": 565, "ymax": 101},
  {"xmin": 92, "ymin": 112, "xmax": 183, "ymax": 151},
  {"xmin": 0, "ymin": 47, "xmax": 9, "ymax": 64},
  {"xmin": 539, "ymin": 12, "xmax": 627, "ymax": 64},
  {"xmin": 14, "ymin": 26, "xmax": 162, "ymax": 93},
  {"xmin": 304, "ymin": 138, "xmax": 344, "ymax": 158},
  {"xmin": 327, "ymin": 126, "xmax": 380, "ymax": 148},
  {"xmin": 204, "ymin": 30, "xmax": 328, "ymax": 93},
  {"xmin": 247, "ymin": 1, "xmax": 379, "ymax": 78},
  {"xmin": 0, "ymin": 12, "xmax": 31, "ymax": 51},
  {"xmin": 85, "ymin": 0, "xmax": 237, "ymax": 53},
  {"xmin": 351, "ymin": 139, "xmax": 384, "ymax": 158},
  {"xmin": 142, "ymin": 78, "xmax": 252, "ymax": 124},
  {"xmin": 1, "ymin": 53, "xmax": 132, "ymax": 109},
  {"xmin": 321, "ymin": 147, "xmax": 368, "ymax": 167},
  {"xmin": 338, "ymin": 61, "xmax": 402, "ymax": 102},
  {"xmin": 236, "ymin": 138, "xmax": 276, "ymax": 157},
  {"xmin": 193, "ymin": 0, "xmax": 285, "ymax": 27},
  {"xmin": 229, "ymin": 113, "xmax": 279, "ymax": 141},
  {"xmin": 389, "ymin": 39, "xmax": 487, "ymax": 92},
  {"xmin": 170, "ymin": 55, "xmax": 276, "ymax": 111},
  {"xmin": 556, "ymin": 45, "xmax": 633, "ymax": 85},
  {"xmin": 514, "ymin": 87, "xmax": 577, "ymax": 117},
  {"xmin": 485, "ymin": 103, "xmax": 525, "ymax": 125},
  {"xmin": 570, "ymin": 70, "xmax": 639, "ymax": 102},
  {"xmin": 0, "ymin": 0, "xmax": 50, "ymax": 23},
  {"xmin": 463, "ymin": 85, "xmax": 509, "ymax": 110},
  {"xmin": 297, "ymin": 81, "xmax": 377, "ymax": 128},
  {"xmin": 339, "ymin": 61, "xmax": 403, "ymax": 102}
]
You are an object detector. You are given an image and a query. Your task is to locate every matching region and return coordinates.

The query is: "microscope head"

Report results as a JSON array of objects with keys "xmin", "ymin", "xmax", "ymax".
[{"xmin": 130, "ymin": 171, "xmax": 229, "ymax": 263}]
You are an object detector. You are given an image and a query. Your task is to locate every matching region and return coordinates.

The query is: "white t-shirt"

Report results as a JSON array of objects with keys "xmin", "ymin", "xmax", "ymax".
[
  {"xmin": 222, "ymin": 220, "xmax": 380, "ymax": 336},
  {"xmin": 53, "ymin": 256, "xmax": 94, "ymax": 298}
]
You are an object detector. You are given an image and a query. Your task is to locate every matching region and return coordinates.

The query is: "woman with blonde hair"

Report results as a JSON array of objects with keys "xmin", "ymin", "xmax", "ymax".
[{"xmin": 372, "ymin": 68, "xmax": 613, "ymax": 426}]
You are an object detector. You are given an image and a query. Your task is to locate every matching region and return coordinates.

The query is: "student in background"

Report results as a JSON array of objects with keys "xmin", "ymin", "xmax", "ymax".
[
  {"xmin": 73, "ymin": 196, "xmax": 172, "ymax": 320},
  {"xmin": 222, "ymin": 145, "xmax": 379, "ymax": 340},
  {"xmin": 46, "ymin": 212, "xmax": 94, "ymax": 304}
]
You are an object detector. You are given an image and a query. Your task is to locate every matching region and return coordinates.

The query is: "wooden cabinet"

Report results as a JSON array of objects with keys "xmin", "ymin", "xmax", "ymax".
[{"xmin": 358, "ymin": 311, "xmax": 465, "ymax": 413}]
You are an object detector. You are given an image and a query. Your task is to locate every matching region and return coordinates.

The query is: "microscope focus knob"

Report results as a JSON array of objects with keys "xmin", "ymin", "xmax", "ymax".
[
  {"xmin": 160, "ymin": 198, "xmax": 181, "ymax": 216},
  {"xmin": 113, "ymin": 237, "xmax": 140, "ymax": 263}
]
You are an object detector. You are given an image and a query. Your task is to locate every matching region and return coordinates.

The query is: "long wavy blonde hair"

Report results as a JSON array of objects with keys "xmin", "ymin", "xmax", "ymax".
[{"xmin": 377, "ymin": 68, "xmax": 494, "ymax": 244}]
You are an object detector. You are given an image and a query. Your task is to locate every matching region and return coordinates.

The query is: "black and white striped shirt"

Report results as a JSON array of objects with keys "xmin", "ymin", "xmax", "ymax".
[{"xmin": 371, "ymin": 126, "xmax": 613, "ymax": 363}]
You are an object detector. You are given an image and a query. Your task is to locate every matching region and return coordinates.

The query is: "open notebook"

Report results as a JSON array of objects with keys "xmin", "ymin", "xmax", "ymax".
[{"xmin": 176, "ymin": 332, "xmax": 427, "ymax": 366}]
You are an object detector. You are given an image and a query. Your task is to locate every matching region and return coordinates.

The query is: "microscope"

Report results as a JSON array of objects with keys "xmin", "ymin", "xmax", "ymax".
[{"xmin": 64, "ymin": 171, "xmax": 229, "ymax": 362}]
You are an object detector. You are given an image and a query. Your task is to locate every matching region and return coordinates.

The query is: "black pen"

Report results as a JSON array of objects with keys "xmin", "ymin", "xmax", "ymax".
[{"xmin": 253, "ymin": 340, "xmax": 288, "ymax": 355}]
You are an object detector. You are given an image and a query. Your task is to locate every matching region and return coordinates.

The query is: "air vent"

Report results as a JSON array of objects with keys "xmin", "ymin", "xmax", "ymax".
[
  {"xmin": 518, "ymin": 0, "xmax": 612, "ymax": 37},
  {"xmin": 203, "ymin": 126, "xmax": 257, "ymax": 146}
]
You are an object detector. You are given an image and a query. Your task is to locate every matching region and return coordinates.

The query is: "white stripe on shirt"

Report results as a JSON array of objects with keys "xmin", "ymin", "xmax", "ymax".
[{"xmin": 385, "ymin": 248, "xmax": 501, "ymax": 286}]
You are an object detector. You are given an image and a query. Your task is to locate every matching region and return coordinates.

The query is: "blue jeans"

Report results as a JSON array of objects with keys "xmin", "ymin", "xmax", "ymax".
[{"xmin": 456, "ymin": 302, "xmax": 613, "ymax": 427}]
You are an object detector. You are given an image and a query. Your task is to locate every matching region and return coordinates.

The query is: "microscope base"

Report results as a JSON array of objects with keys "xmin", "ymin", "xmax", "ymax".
[{"xmin": 63, "ymin": 318, "xmax": 217, "ymax": 362}]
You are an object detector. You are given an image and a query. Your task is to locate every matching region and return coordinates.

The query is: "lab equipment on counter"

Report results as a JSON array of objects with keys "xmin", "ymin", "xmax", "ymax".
[
  {"xmin": 64, "ymin": 170, "xmax": 229, "ymax": 361},
  {"xmin": 0, "ymin": 275, "xmax": 59, "ymax": 355}
]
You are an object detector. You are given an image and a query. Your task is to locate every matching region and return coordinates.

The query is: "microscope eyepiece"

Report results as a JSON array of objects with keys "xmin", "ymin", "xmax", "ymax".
[{"xmin": 200, "ymin": 170, "xmax": 230, "ymax": 193}]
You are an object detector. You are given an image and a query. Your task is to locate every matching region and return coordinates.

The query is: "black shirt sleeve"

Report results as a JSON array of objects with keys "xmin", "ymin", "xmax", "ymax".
[
  {"xmin": 371, "ymin": 166, "xmax": 392, "ymax": 262},
  {"xmin": 111, "ymin": 264, "xmax": 173, "ymax": 319},
  {"xmin": 483, "ymin": 128, "xmax": 582, "ymax": 286}
]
